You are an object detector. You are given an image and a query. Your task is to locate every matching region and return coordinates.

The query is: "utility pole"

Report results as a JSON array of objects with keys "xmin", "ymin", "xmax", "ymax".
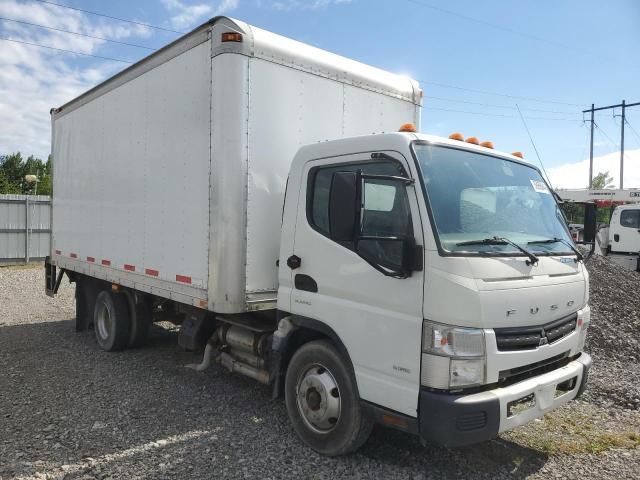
[
  {"xmin": 582, "ymin": 100, "xmax": 640, "ymax": 189},
  {"xmin": 588, "ymin": 104, "xmax": 594, "ymax": 188},
  {"xmin": 620, "ymin": 100, "xmax": 626, "ymax": 189}
]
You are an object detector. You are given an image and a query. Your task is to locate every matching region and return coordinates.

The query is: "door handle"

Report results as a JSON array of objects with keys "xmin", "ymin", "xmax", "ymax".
[
  {"xmin": 295, "ymin": 274, "xmax": 318, "ymax": 293},
  {"xmin": 287, "ymin": 255, "xmax": 301, "ymax": 269}
]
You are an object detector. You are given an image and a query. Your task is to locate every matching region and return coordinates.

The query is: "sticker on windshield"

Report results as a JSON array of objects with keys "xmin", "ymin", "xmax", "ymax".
[{"xmin": 530, "ymin": 179, "xmax": 550, "ymax": 194}]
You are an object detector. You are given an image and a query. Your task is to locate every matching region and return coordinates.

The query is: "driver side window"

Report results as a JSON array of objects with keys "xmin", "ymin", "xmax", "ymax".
[{"xmin": 307, "ymin": 159, "xmax": 413, "ymax": 272}]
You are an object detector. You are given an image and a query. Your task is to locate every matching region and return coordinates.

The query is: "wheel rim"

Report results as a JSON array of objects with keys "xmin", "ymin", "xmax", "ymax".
[
  {"xmin": 96, "ymin": 301, "xmax": 111, "ymax": 342},
  {"xmin": 296, "ymin": 363, "xmax": 341, "ymax": 434}
]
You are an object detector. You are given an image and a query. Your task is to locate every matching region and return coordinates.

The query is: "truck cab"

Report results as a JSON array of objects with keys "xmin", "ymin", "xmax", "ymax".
[
  {"xmin": 277, "ymin": 130, "xmax": 591, "ymax": 450},
  {"xmin": 602, "ymin": 204, "xmax": 640, "ymax": 254}
]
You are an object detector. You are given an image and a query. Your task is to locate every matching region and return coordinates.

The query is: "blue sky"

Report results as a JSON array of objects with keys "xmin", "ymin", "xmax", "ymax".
[{"xmin": 1, "ymin": 0, "xmax": 639, "ymax": 187}]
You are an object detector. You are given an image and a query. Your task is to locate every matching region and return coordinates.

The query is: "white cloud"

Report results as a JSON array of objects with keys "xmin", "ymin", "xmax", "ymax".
[
  {"xmin": 161, "ymin": 0, "xmax": 239, "ymax": 30},
  {"xmin": 0, "ymin": 0, "xmax": 151, "ymax": 159},
  {"xmin": 547, "ymin": 148, "xmax": 640, "ymax": 189}
]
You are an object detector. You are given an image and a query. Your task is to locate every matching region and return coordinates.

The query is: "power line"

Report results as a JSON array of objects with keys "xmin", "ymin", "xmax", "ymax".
[
  {"xmin": 0, "ymin": 16, "xmax": 156, "ymax": 50},
  {"xmin": 419, "ymin": 79, "xmax": 586, "ymax": 107},
  {"xmin": 0, "ymin": 36, "xmax": 134, "ymax": 63},
  {"xmin": 425, "ymin": 105, "xmax": 580, "ymax": 122},
  {"xmin": 593, "ymin": 121, "xmax": 619, "ymax": 150},
  {"xmin": 424, "ymin": 94, "xmax": 579, "ymax": 115},
  {"xmin": 403, "ymin": 0, "xmax": 637, "ymax": 70},
  {"xmin": 33, "ymin": 0, "xmax": 184, "ymax": 34},
  {"xmin": 624, "ymin": 118, "xmax": 640, "ymax": 147}
]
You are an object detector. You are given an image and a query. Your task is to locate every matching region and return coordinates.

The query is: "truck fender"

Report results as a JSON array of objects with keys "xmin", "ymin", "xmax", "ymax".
[{"xmin": 270, "ymin": 314, "xmax": 355, "ymax": 399}]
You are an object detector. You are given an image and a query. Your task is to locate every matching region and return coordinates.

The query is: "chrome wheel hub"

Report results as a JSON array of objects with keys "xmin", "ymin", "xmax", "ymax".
[
  {"xmin": 296, "ymin": 364, "xmax": 341, "ymax": 434},
  {"xmin": 96, "ymin": 303, "xmax": 111, "ymax": 341}
]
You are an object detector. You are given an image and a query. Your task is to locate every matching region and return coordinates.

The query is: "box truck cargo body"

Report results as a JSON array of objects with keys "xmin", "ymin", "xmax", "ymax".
[
  {"xmin": 47, "ymin": 17, "xmax": 591, "ymax": 456},
  {"xmin": 51, "ymin": 16, "xmax": 421, "ymax": 313}
]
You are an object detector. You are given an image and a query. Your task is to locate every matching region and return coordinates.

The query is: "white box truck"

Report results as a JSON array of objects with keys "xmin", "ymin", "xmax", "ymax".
[{"xmin": 46, "ymin": 16, "xmax": 591, "ymax": 456}]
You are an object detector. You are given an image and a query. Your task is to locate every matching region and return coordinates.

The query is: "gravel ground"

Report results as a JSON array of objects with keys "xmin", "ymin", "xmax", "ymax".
[{"xmin": 1, "ymin": 263, "xmax": 639, "ymax": 480}]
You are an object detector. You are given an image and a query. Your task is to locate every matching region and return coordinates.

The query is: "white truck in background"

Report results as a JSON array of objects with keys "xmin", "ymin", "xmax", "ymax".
[
  {"xmin": 557, "ymin": 188, "xmax": 640, "ymax": 270},
  {"xmin": 46, "ymin": 16, "xmax": 591, "ymax": 456}
]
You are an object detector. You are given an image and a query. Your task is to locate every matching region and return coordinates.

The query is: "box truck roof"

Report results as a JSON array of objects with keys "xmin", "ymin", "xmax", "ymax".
[{"xmin": 52, "ymin": 16, "xmax": 421, "ymax": 119}]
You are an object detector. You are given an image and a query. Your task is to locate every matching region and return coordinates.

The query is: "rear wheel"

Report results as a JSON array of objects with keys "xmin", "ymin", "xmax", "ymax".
[
  {"xmin": 285, "ymin": 340, "xmax": 372, "ymax": 456},
  {"xmin": 93, "ymin": 290, "xmax": 131, "ymax": 352},
  {"xmin": 123, "ymin": 291, "xmax": 152, "ymax": 348}
]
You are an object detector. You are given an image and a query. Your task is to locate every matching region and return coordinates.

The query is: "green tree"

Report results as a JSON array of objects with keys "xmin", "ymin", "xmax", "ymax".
[
  {"xmin": 591, "ymin": 171, "xmax": 615, "ymax": 189},
  {"xmin": 0, "ymin": 152, "xmax": 25, "ymax": 190},
  {"xmin": 0, "ymin": 152, "xmax": 52, "ymax": 195}
]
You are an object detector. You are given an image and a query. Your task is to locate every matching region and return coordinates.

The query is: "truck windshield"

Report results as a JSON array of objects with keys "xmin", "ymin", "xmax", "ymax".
[{"xmin": 413, "ymin": 143, "xmax": 573, "ymax": 255}]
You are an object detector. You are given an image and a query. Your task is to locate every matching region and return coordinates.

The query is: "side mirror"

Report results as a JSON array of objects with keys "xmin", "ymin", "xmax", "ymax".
[
  {"xmin": 583, "ymin": 203, "xmax": 597, "ymax": 243},
  {"xmin": 329, "ymin": 171, "xmax": 360, "ymax": 241}
]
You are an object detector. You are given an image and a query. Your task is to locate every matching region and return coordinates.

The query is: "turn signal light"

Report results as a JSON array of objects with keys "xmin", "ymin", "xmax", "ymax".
[
  {"xmin": 466, "ymin": 136, "xmax": 480, "ymax": 145},
  {"xmin": 480, "ymin": 141, "xmax": 494, "ymax": 149},
  {"xmin": 399, "ymin": 123, "xmax": 417, "ymax": 132},
  {"xmin": 512, "ymin": 151, "xmax": 524, "ymax": 158},
  {"xmin": 448, "ymin": 132, "xmax": 464, "ymax": 141},
  {"xmin": 221, "ymin": 32, "xmax": 243, "ymax": 43}
]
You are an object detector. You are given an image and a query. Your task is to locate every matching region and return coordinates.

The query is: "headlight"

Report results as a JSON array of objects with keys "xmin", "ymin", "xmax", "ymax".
[
  {"xmin": 450, "ymin": 358, "xmax": 485, "ymax": 387},
  {"xmin": 421, "ymin": 320, "xmax": 486, "ymax": 389},
  {"xmin": 422, "ymin": 321, "xmax": 485, "ymax": 357}
]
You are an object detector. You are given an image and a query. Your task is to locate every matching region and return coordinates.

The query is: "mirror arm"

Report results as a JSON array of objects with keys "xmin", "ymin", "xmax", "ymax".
[{"xmin": 360, "ymin": 173, "xmax": 414, "ymax": 185}]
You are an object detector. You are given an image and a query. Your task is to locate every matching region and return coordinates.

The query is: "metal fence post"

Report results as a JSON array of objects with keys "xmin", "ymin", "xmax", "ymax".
[{"xmin": 25, "ymin": 196, "xmax": 30, "ymax": 263}]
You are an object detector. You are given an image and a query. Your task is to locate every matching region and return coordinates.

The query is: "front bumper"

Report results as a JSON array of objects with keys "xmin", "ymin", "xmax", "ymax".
[{"xmin": 418, "ymin": 353, "xmax": 591, "ymax": 447}]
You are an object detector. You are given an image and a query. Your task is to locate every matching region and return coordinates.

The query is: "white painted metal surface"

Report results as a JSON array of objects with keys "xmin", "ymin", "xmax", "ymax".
[
  {"xmin": 51, "ymin": 17, "xmax": 421, "ymax": 312},
  {"xmin": 556, "ymin": 188, "xmax": 640, "ymax": 203},
  {"xmin": 607, "ymin": 204, "xmax": 640, "ymax": 255},
  {"xmin": 280, "ymin": 132, "xmax": 589, "ymax": 417},
  {"xmin": 0, "ymin": 195, "xmax": 51, "ymax": 263}
]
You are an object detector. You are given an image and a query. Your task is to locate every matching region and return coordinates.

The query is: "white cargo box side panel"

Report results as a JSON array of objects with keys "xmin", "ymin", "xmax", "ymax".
[
  {"xmin": 53, "ymin": 42, "xmax": 211, "ymax": 299},
  {"xmin": 245, "ymin": 58, "xmax": 344, "ymax": 298},
  {"xmin": 245, "ymin": 59, "xmax": 420, "ymax": 298}
]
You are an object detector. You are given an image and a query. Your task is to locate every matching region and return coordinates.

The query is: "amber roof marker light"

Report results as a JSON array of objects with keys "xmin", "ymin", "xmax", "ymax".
[
  {"xmin": 399, "ymin": 123, "xmax": 417, "ymax": 133},
  {"xmin": 480, "ymin": 141, "xmax": 494, "ymax": 149},
  {"xmin": 448, "ymin": 132, "xmax": 464, "ymax": 141},
  {"xmin": 512, "ymin": 151, "xmax": 524, "ymax": 158},
  {"xmin": 465, "ymin": 136, "xmax": 480, "ymax": 145},
  {"xmin": 222, "ymin": 32, "xmax": 243, "ymax": 43}
]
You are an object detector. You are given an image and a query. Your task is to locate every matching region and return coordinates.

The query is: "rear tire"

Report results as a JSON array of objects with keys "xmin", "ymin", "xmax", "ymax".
[
  {"xmin": 123, "ymin": 291, "xmax": 152, "ymax": 348},
  {"xmin": 285, "ymin": 340, "xmax": 372, "ymax": 456},
  {"xmin": 93, "ymin": 290, "xmax": 131, "ymax": 352}
]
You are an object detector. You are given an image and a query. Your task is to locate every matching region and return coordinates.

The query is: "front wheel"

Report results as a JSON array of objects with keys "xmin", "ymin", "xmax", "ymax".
[{"xmin": 284, "ymin": 340, "xmax": 372, "ymax": 456}]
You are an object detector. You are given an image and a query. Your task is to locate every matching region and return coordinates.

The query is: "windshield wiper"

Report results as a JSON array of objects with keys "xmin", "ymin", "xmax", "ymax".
[
  {"xmin": 528, "ymin": 238, "xmax": 584, "ymax": 261},
  {"xmin": 456, "ymin": 236, "xmax": 539, "ymax": 265}
]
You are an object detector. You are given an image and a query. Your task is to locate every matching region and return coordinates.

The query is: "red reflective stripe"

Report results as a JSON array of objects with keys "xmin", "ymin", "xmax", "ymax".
[
  {"xmin": 87, "ymin": 256, "xmax": 95, "ymax": 263},
  {"xmin": 70, "ymin": 253, "xmax": 77, "ymax": 258},
  {"xmin": 124, "ymin": 264, "xmax": 135, "ymax": 272},
  {"xmin": 145, "ymin": 268, "xmax": 159, "ymax": 277},
  {"xmin": 176, "ymin": 274, "xmax": 192, "ymax": 284},
  {"xmin": 101, "ymin": 259, "xmax": 111, "ymax": 266},
  {"xmin": 55, "ymin": 250, "xmax": 61, "ymax": 255}
]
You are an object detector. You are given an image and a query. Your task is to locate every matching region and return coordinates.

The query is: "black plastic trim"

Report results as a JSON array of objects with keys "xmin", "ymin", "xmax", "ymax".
[
  {"xmin": 418, "ymin": 388, "xmax": 500, "ymax": 447},
  {"xmin": 360, "ymin": 400, "xmax": 419, "ymax": 435}
]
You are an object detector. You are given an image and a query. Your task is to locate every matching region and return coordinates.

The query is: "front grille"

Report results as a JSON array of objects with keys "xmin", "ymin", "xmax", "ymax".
[
  {"xmin": 494, "ymin": 313, "xmax": 577, "ymax": 352},
  {"xmin": 498, "ymin": 352, "xmax": 570, "ymax": 385}
]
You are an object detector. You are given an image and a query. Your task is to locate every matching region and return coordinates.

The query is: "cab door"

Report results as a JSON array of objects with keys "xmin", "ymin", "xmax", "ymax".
[
  {"xmin": 613, "ymin": 208, "xmax": 640, "ymax": 253},
  {"xmin": 286, "ymin": 152, "xmax": 425, "ymax": 417}
]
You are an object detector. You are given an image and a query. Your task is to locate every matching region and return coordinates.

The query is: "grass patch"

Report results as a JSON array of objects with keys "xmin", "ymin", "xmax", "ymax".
[
  {"xmin": 504, "ymin": 412, "xmax": 640, "ymax": 455},
  {"xmin": 0, "ymin": 262, "xmax": 42, "ymax": 269}
]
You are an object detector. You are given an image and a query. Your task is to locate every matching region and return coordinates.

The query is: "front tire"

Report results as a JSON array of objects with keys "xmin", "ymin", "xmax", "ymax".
[
  {"xmin": 285, "ymin": 340, "xmax": 372, "ymax": 456},
  {"xmin": 93, "ymin": 290, "xmax": 131, "ymax": 352}
]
